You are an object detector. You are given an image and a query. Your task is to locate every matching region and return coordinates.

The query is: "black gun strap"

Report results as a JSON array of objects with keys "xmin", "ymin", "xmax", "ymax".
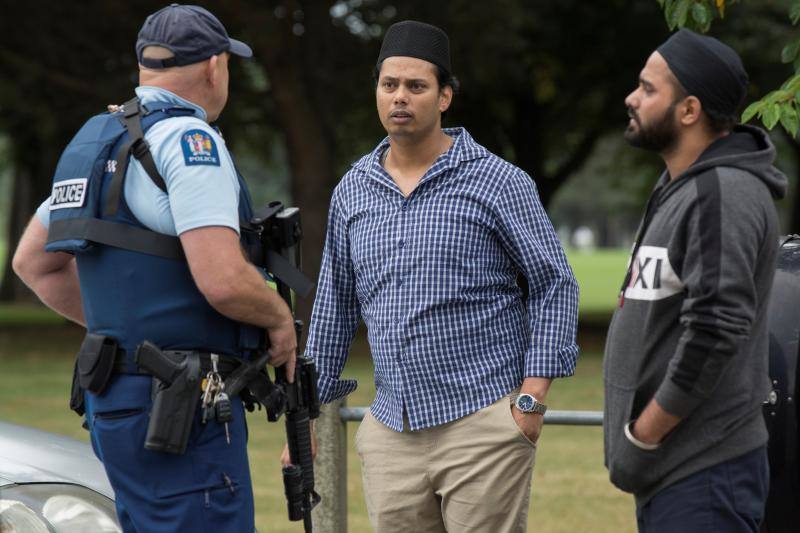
[
  {"xmin": 104, "ymin": 97, "xmax": 168, "ymax": 218},
  {"xmin": 48, "ymin": 218, "xmax": 184, "ymax": 260},
  {"xmin": 266, "ymin": 250, "xmax": 314, "ymax": 298}
]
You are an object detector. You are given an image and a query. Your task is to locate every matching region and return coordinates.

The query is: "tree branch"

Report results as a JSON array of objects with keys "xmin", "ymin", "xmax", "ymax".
[{"xmin": 0, "ymin": 47, "xmax": 99, "ymax": 98}]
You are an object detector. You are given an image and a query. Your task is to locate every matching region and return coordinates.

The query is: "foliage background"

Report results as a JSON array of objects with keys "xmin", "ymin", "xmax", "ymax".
[{"xmin": 1, "ymin": 0, "xmax": 797, "ymax": 320}]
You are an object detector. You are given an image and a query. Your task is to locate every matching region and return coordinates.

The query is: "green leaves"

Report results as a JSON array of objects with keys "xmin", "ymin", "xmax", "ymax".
[
  {"xmin": 762, "ymin": 103, "xmax": 781, "ymax": 130},
  {"xmin": 780, "ymin": 105, "xmax": 799, "ymax": 134},
  {"xmin": 738, "ymin": 78, "xmax": 800, "ymax": 136},
  {"xmin": 741, "ymin": 101, "xmax": 761, "ymax": 124},
  {"xmin": 791, "ymin": 0, "xmax": 800, "ymax": 25},
  {"xmin": 657, "ymin": 0, "xmax": 800, "ymax": 137},
  {"xmin": 663, "ymin": 0, "xmax": 691, "ymax": 30},
  {"xmin": 782, "ymin": 38, "xmax": 800, "ymax": 64},
  {"xmin": 691, "ymin": 3, "xmax": 711, "ymax": 31},
  {"xmin": 661, "ymin": 0, "xmax": 728, "ymax": 32}
]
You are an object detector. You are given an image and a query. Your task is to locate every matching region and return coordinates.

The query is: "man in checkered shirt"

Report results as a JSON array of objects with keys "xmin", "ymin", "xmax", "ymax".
[{"xmin": 305, "ymin": 20, "xmax": 579, "ymax": 532}]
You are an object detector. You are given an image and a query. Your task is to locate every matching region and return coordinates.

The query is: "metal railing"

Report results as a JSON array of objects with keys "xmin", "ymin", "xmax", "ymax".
[
  {"xmin": 340, "ymin": 406, "xmax": 603, "ymax": 425},
  {"xmin": 311, "ymin": 400, "xmax": 603, "ymax": 533}
]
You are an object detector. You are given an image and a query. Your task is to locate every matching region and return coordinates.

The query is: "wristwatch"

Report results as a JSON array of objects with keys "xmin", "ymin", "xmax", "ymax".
[{"xmin": 514, "ymin": 393, "xmax": 547, "ymax": 415}]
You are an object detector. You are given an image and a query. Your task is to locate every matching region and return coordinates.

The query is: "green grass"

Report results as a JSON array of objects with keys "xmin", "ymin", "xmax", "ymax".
[
  {"xmin": 0, "ymin": 303, "xmax": 67, "ymax": 325},
  {"xmin": 566, "ymin": 248, "xmax": 629, "ymax": 316},
  {"xmin": 0, "ymin": 326, "xmax": 635, "ymax": 533},
  {"xmin": 0, "ymin": 248, "xmax": 629, "ymax": 530}
]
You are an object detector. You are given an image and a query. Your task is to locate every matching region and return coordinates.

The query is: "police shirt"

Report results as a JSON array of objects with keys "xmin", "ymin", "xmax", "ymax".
[{"xmin": 37, "ymin": 86, "xmax": 241, "ymax": 236}]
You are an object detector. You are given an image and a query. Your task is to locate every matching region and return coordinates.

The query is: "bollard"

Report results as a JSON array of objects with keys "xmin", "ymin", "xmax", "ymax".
[{"xmin": 311, "ymin": 398, "xmax": 348, "ymax": 533}]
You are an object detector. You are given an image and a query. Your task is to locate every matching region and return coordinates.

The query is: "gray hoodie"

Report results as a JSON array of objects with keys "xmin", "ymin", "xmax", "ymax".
[{"xmin": 603, "ymin": 125, "xmax": 788, "ymax": 505}]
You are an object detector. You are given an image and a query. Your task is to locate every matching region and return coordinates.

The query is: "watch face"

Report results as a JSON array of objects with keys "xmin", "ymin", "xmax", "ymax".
[{"xmin": 516, "ymin": 394, "xmax": 535, "ymax": 412}]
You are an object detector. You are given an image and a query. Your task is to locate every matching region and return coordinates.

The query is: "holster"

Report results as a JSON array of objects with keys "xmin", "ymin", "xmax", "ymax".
[{"xmin": 135, "ymin": 341, "xmax": 202, "ymax": 455}]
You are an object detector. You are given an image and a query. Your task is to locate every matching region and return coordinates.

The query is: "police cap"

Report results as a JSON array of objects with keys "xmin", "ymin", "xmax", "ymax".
[{"xmin": 136, "ymin": 3, "xmax": 253, "ymax": 69}]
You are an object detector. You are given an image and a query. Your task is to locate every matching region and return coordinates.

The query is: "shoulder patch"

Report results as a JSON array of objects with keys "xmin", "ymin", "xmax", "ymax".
[
  {"xmin": 180, "ymin": 129, "xmax": 221, "ymax": 166},
  {"xmin": 50, "ymin": 178, "xmax": 88, "ymax": 210}
]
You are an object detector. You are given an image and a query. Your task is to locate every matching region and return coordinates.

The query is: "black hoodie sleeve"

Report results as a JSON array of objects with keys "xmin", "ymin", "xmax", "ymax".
[{"xmin": 653, "ymin": 168, "xmax": 770, "ymax": 418}]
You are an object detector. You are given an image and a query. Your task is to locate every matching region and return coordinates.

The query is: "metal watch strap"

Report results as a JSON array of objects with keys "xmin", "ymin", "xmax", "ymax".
[{"xmin": 514, "ymin": 392, "xmax": 547, "ymax": 415}]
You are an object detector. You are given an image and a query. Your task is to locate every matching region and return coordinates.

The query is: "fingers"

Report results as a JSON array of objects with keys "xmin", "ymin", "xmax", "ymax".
[
  {"xmin": 511, "ymin": 406, "xmax": 543, "ymax": 443},
  {"xmin": 284, "ymin": 351, "xmax": 296, "ymax": 383},
  {"xmin": 280, "ymin": 443, "xmax": 291, "ymax": 466},
  {"xmin": 266, "ymin": 321, "xmax": 297, "ymax": 382},
  {"xmin": 310, "ymin": 423, "xmax": 317, "ymax": 461}
]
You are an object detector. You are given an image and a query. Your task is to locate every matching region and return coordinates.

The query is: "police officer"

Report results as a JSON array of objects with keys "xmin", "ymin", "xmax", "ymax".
[{"xmin": 13, "ymin": 4, "xmax": 296, "ymax": 531}]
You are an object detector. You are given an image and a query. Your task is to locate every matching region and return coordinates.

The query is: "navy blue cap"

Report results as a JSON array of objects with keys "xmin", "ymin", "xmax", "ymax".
[{"xmin": 136, "ymin": 3, "xmax": 253, "ymax": 68}]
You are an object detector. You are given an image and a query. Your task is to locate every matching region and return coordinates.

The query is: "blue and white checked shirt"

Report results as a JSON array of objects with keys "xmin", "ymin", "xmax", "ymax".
[{"xmin": 306, "ymin": 128, "xmax": 579, "ymax": 431}]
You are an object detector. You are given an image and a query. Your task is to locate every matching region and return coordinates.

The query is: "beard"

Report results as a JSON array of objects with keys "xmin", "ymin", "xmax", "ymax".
[{"xmin": 624, "ymin": 102, "xmax": 679, "ymax": 153}]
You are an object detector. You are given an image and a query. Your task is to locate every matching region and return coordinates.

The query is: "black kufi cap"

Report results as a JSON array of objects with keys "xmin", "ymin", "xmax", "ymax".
[
  {"xmin": 657, "ymin": 29, "xmax": 748, "ymax": 117},
  {"xmin": 377, "ymin": 20, "xmax": 451, "ymax": 73},
  {"xmin": 136, "ymin": 3, "xmax": 252, "ymax": 69}
]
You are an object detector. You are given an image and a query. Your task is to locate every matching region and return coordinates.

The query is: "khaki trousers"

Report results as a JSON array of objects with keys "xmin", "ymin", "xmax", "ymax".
[{"xmin": 355, "ymin": 393, "xmax": 537, "ymax": 532}]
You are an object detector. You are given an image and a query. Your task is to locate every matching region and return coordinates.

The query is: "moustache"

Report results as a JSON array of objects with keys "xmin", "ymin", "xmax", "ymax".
[{"xmin": 627, "ymin": 107, "xmax": 641, "ymax": 125}]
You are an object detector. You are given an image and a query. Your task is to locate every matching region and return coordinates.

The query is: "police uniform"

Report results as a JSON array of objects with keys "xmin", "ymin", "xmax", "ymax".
[{"xmin": 38, "ymin": 86, "xmax": 260, "ymax": 532}]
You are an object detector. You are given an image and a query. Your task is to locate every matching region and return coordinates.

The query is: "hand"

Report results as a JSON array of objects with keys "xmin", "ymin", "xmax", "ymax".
[
  {"xmin": 267, "ymin": 318, "xmax": 297, "ymax": 383},
  {"xmin": 280, "ymin": 422, "xmax": 317, "ymax": 466},
  {"xmin": 631, "ymin": 419, "xmax": 664, "ymax": 446},
  {"xmin": 511, "ymin": 406, "xmax": 544, "ymax": 444},
  {"xmin": 631, "ymin": 398, "xmax": 682, "ymax": 445}
]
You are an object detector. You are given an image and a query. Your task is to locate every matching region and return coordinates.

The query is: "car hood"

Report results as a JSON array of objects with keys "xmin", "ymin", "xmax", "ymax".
[{"xmin": 0, "ymin": 421, "xmax": 114, "ymax": 499}]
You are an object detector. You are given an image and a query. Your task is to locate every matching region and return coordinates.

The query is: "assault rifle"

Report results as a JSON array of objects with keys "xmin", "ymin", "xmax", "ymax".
[{"xmin": 225, "ymin": 202, "xmax": 320, "ymax": 532}]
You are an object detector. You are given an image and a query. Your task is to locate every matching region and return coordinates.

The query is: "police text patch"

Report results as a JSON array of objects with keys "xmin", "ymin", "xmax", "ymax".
[
  {"xmin": 181, "ymin": 129, "xmax": 220, "ymax": 166},
  {"xmin": 50, "ymin": 178, "xmax": 88, "ymax": 210}
]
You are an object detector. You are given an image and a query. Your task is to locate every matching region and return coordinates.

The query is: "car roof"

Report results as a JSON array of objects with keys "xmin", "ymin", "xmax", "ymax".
[{"xmin": 0, "ymin": 421, "xmax": 114, "ymax": 499}]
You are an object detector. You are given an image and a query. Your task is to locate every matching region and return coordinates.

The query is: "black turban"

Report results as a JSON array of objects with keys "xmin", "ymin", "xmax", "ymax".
[
  {"xmin": 377, "ymin": 20, "xmax": 451, "ymax": 74},
  {"xmin": 657, "ymin": 29, "xmax": 748, "ymax": 117}
]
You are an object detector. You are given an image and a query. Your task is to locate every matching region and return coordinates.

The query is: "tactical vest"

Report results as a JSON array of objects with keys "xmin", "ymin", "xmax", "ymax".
[{"xmin": 46, "ymin": 98, "xmax": 264, "ymax": 358}]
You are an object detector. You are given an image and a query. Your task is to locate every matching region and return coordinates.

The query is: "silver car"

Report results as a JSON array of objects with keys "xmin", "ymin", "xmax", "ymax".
[{"xmin": 0, "ymin": 421, "xmax": 121, "ymax": 532}]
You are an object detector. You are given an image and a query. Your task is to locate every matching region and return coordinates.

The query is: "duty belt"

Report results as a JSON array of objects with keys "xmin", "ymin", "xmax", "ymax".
[{"xmin": 110, "ymin": 347, "xmax": 243, "ymax": 376}]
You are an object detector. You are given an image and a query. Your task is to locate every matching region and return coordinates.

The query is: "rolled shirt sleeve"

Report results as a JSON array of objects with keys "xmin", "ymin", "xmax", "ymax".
[{"xmin": 493, "ymin": 170, "xmax": 580, "ymax": 378}]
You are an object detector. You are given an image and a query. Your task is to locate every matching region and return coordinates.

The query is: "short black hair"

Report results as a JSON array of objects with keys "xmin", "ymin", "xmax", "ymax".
[
  {"xmin": 667, "ymin": 74, "xmax": 737, "ymax": 134},
  {"xmin": 373, "ymin": 60, "xmax": 460, "ymax": 94}
]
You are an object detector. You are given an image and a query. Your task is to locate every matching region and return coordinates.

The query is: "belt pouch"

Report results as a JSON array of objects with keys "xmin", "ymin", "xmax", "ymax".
[
  {"xmin": 77, "ymin": 333, "xmax": 117, "ymax": 394},
  {"xmin": 69, "ymin": 357, "xmax": 86, "ymax": 416}
]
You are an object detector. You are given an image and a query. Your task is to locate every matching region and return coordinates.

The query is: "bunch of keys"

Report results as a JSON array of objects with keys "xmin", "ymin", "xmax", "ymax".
[{"xmin": 201, "ymin": 354, "xmax": 234, "ymax": 444}]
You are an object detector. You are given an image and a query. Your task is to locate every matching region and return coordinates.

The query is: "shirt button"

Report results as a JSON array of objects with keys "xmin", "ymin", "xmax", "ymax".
[
  {"xmin": 396, "ymin": 279, "xmax": 403, "ymax": 287},
  {"xmin": 401, "ymin": 201, "xmax": 408, "ymax": 211},
  {"xmin": 398, "ymin": 240, "xmax": 405, "ymax": 249}
]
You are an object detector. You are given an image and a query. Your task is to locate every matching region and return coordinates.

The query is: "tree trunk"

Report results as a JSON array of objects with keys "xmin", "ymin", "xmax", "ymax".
[
  {"xmin": 228, "ymin": 2, "xmax": 339, "ymax": 327},
  {"xmin": 0, "ymin": 133, "xmax": 60, "ymax": 302},
  {"xmin": 0, "ymin": 167, "xmax": 36, "ymax": 301}
]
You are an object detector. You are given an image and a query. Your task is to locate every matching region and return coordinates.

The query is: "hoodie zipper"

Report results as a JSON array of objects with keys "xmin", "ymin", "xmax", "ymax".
[{"xmin": 619, "ymin": 185, "xmax": 663, "ymax": 307}]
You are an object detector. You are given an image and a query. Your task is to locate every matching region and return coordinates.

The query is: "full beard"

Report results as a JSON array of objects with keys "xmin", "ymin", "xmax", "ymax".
[{"xmin": 624, "ymin": 103, "xmax": 679, "ymax": 153}]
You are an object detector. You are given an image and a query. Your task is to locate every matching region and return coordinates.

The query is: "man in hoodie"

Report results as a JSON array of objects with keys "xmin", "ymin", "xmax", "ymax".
[{"xmin": 604, "ymin": 29, "xmax": 787, "ymax": 532}]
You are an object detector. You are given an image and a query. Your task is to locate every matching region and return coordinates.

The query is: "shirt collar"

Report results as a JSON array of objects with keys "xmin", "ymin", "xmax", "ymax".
[
  {"xmin": 135, "ymin": 86, "xmax": 208, "ymax": 122},
  {"xmin": 353, "ymin": 127, "xmax": 490, "ymax": 176}
]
